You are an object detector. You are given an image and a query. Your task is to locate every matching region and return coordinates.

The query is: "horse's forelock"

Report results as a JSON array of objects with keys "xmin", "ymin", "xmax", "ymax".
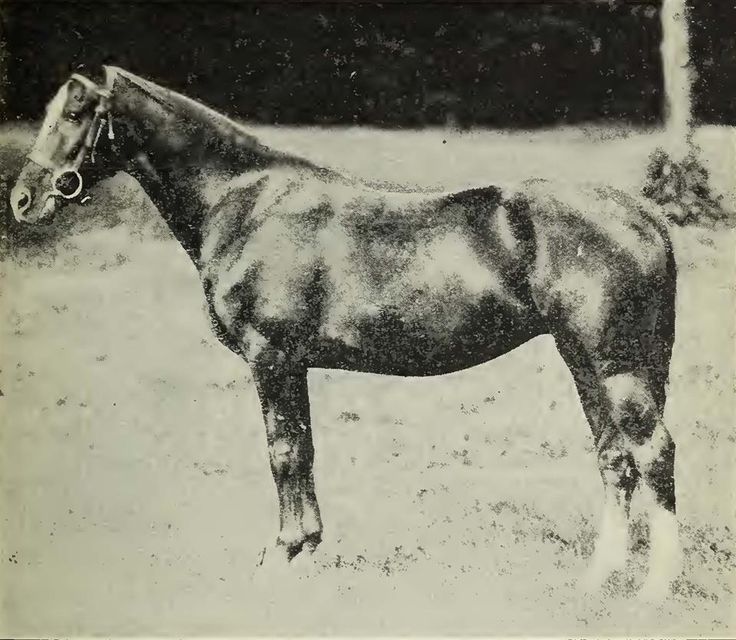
[
  {"xmin": 41, "ymin": 83, "xmax": 69, "ymax": 124},
  {"xmin": 69, "ymin": 73, "xmax": 100, "ymax": 94}
]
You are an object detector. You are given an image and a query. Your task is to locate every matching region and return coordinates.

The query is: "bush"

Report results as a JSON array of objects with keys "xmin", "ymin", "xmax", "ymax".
[{"xmin": 642, "ymin": 146, "xmax": 730, "ymax": 225}]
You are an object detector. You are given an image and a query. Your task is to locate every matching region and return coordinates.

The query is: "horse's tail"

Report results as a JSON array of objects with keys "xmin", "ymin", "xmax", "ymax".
[{"xmin": 648, "ymin": 221, "xmax": 678, "ymax": 413}]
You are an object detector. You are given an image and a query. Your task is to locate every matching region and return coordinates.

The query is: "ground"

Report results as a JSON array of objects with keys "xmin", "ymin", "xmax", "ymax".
[{"xmin": 0, "ymin": 124, "xmax": 734, "ymax": 636}]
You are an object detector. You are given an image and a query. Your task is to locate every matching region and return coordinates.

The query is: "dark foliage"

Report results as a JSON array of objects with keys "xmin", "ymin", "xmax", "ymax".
[
  {"xmin": 4, "ymin": 2, "xmax": 664, "ymax": 128},
  {"xmin": 642, "ymin": 147, "xmax": 730, "ymax": 225}
]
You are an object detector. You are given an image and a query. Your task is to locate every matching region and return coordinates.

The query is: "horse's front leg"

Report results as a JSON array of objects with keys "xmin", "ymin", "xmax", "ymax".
[{"xmin": 251, "ymin": 352, "xmax": 323, "ymax": 564}]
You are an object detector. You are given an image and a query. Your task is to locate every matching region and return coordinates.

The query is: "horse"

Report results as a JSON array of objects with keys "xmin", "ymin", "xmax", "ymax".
[{"xmin": 9, "ymin": 66, "xmax": 681, "ymax": 597}]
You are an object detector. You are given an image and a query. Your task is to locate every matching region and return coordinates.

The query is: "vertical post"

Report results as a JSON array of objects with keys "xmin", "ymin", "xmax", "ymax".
[{"xmin": 660, "ymin": 0, "xmax": 693, "ymax": 160}]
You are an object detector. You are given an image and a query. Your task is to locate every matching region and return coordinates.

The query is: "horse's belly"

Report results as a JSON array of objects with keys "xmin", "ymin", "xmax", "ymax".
[{"xmin": 312, "ymin": 291, "xmax": 541, "ymax": 376}]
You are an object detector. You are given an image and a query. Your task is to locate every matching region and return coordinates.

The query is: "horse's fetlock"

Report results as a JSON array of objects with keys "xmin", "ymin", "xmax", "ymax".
[
  {"xmin": 640, "ymin": 435, "xmax": 676, "ymax": 511},
  {"xmin": 598, "ymin": 448, "xmax": 640, "ymax": 496}
]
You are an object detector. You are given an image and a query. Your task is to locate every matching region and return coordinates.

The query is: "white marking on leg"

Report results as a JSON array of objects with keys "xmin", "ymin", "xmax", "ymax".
[
  {"xmin": 584, "ymin": 488, "xmax": 629, "ymax": 589},
  {"xmin": 638, "ymin": 486, "xmax": 682, "ymax": 601}
]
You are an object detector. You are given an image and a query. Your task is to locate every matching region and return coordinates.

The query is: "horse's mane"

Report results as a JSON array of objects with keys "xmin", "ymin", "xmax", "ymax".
[
  {"xmin": 101, "ymin": 65, "xmax": 326, "ymax": 176},
  {"xmin": 105, "ymin": 66, "xmax": 261, "ymax": 146}
]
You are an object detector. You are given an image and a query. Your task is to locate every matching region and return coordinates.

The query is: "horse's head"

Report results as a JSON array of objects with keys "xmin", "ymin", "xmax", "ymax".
[{"xmin": 10, "ymin": 72, "xmax": 117, "ymax": 224}]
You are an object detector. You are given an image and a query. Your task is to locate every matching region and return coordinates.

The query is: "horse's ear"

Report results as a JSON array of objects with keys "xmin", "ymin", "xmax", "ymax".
[{"xmin": 73, "ymin": 63, "xmax": 107, "ymax": 86}]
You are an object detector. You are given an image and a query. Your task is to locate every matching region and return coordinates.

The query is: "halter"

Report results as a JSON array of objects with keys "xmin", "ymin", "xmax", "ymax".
[{"xmin": 28, "ymin": 73, "xmax": 115, "ymax": 201}]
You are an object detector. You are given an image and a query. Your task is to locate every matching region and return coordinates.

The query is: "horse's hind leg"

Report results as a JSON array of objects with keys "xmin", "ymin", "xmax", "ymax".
[
  {"xmin": 603, "ymin": 372, "xmax": 681, "ymax": 599},
  {"xmin": 557, "ymin": 331, "xmax": 680, "ymax": 596},
  {"xmin": 634, "ymin": 296, "xmax": 682, "ymax": 598},
  {"xmin": 631, "ymin": 366, "xmax": 681, "ymax": 599},
  {"xmin": 555, "ymin": 336, "xmax": 636, "ymax": 587}
]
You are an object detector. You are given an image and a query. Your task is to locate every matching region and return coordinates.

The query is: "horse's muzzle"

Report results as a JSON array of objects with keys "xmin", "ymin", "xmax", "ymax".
[
  {"xmin": 9, "ymin": 180, "xmax": 33, "ymax": 222},
  {"xmin": 9, "ymin": 161, "xmax": 75, "ymax": 223}
]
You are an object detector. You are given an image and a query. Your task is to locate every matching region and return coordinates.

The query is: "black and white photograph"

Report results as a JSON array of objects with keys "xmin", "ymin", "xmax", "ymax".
[{"xmin": 0, "ymin": 0, "xmax": 734, "ymax": 636}]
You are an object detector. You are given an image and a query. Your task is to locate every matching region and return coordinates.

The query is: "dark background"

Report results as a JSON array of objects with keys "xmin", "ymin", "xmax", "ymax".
[
  {"xmin": 687, "ymin": 1, "xmax": 736, "ymax": 127},
  {"xmin": 0, "ymin": 1, "xmax": 733, "ymax": 128}
]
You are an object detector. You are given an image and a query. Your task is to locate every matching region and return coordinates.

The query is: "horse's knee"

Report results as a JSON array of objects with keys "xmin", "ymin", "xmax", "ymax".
[
  {"xmin": 269, "ymin": 438, "xmax": 301, "ymax": 480},
  {"xmin": 603, "ymin": 373, "xmax": 658, "ymax": 445}
]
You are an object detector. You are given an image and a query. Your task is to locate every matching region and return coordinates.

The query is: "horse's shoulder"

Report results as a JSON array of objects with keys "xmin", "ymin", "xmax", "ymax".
[
  {"xmin": 205, "ymin": 166, "xmax": 311, "ymax": 215},
  {"xmin": 199, "ymin": 171, "xmax": 272, "ymax": 267}
]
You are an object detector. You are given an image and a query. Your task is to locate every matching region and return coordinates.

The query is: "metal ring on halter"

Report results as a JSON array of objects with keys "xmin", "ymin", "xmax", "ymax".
[{"xmin": 52, "ymin": 168, "xmax": 84, "ymax": 200}]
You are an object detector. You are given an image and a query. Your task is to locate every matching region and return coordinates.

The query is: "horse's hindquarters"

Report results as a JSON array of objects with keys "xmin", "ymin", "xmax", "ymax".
[{"xmin": 525, "ymin": 183, "xmax": 679, "ymax": 594}]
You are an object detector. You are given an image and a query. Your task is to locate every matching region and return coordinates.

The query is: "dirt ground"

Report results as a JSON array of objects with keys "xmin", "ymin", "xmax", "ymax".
[{"xmin": 1, "ymin": 124, "xmax": 734, "ymax": 636}]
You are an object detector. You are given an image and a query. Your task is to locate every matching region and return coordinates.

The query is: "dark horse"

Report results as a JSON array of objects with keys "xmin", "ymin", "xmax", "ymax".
[{"xmin": 10, "ymin": 68, "xmax": 680, "ymax": 597}]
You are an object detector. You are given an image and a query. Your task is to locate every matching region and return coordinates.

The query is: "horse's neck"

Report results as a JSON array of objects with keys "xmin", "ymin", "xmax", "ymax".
[{"xmin": 108, "ymin": 73, "xmax": 286, "ymax": 263}]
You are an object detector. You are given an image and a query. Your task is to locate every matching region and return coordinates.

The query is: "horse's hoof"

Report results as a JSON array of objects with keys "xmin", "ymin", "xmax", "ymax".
[
  {"xmin": 636, "ymin": 566, "xmax": 678, "ymax": 603},
  {"xmin": 580, "ymin": 551, "xmax": 626, "ymax": 594},
  {"xmin": 254, "ymin": 543, "xmax": 291, "ymax": 575},
  {"xmin": 580, "ymin": 566, "xmax": 613, "ymax": 593},
  {"xmin": 289, "ymin": 546, "xmax": 320, "ymax": 578},
  {"xmin": 253, "ymin": 534, "xmax": 323, "ymax": 579},
  {"xmin": 640, "ymin": 507, "xmax": 681, "ymax": 603}
]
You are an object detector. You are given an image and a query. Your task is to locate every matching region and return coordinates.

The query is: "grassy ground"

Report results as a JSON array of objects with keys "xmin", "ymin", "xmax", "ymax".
[{"xmin": 0, "ymin": 123, "xmax": 734, "ymax": 636}]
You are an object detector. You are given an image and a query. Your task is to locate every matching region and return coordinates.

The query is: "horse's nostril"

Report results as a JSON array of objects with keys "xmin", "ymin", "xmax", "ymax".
[{"xmin": 11, "ymin": 185, "xmax": 32, "ymax": 219}]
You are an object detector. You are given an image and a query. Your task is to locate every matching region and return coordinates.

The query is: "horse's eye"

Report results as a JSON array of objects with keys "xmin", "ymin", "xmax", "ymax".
[{"xmin": 65, "ymin": 112, "xmax": 81, "ymax": 123}]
